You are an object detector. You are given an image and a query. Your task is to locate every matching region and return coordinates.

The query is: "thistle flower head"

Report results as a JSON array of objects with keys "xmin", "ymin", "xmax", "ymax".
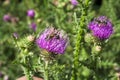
[
  {"xmin": 70, "ymin": 0, "xmax": 78, "ymax": 6},
  {"xmin": 88, "ymin": 16, "xmax": 113, "ymax": 40},
  {"xmin": 36, "ymin": 27, "xmax": 69, "ymax": 54},
  {"xmin": 29, "ymin": 22, "xmax": 37, "ymax": 31},
  {"xmin": 13, "ymin": 32, "xmax": 19, "ymax": 39},
  {"xmin": 3, "ymin": 14, "xmax": 11, "ymax": 22},
  {"xmin": 27, "ymin": 35, "xmax": 35, "ymax": 42},
  {"xmin": 27, "ymin": 9, "xmax": 35, "ymax": 18},
  {"xmin": 0, "ymin": 72, "xmax": 3, "ymax": 77}
]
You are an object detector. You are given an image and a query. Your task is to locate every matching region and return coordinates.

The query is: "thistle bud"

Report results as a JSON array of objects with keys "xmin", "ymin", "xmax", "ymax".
[
  {"xmin": 27, "ymin": 9, "xmax": 35, "ymax": 19},
  {"xmin": 29, "ymin": 22, "xmax": 37, "ymax": 32},
  {"xmin": 92, "ymin": 45, "xmax": 102, "ymax": 53},
  {"xmin": 27, "ymin": 35, "xmax": 35, "ymax": 42},
  {"xmin": 70, "ymin": 0, "xmax": 78, "ymax": 6},
  {"xmin": 3, "ymin": 14, "xmax": 11, "ymax": 22},
  {"xmin": 0, "ymin": 72, "xmax": 3, "ymax": 77},
  {"xmin": 13, "ymin": 32, "xmax": 19, "ymax": 39},
  {"xmin": 95, "ymin": 45, "xmax": 101, "ymax": 52},
  {"xmin": 84, "ymin": 33, "xmax": 94, "ymax": 43}
]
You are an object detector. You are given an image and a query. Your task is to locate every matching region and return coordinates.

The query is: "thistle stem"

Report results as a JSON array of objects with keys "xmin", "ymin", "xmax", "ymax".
[
  {"xmin": 22, "ymin": 66, "xmax": 33, "ymax": 80},
  {"xmin": 44, "ymin": 61, "xmax": 49, "ymax": 80},
  {"xmin": 71, "ymin": 0, "xmax": 91, "ymax": 80}
]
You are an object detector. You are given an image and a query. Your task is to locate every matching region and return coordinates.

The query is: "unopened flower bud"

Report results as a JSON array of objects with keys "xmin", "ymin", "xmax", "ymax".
[
  {"xmin": 95, "ymin": 45, "xmax": 101, "ymax": 52},
  {"xmin": 13, "ymin": 32, "xmax": 19, "ymax": 39},
  {"xmin": 84, "ymin": 33, "xmax": 94, "ymax": 43},
  {"xmin": 27, "ymin": 35, "xmax": 35, "ymax": 42},
  {"xmin": 70, "ymin": 0, "xmax": 78, "ymax": 6},
  {"xmin": 92, "ymin": 45, "xmax": 102, "ymax": 53},
  {"xmin": 3, "ymin": 14, "xmax": 11, "ymax": 22},
  {"xmin": 37, "ymin": 18, "xmax": 42, "ymax": 23},
  {"xmin": 0, "ymin": 72, "xmax": 3, "ymax": 77},
  {"xmin": 28, "ymin": 52, "xmax": 33, "ymax": 56},
  {"xmin": 27, "ymin": 9, "xmax": 35, "ymax": 19},
  {"xmin": 114, "ymin": 63, "xmax": 120, "ymax": 72},
  {"xmin": 29, "ymin": 22, "xmax": 37, "ymax": 31}
]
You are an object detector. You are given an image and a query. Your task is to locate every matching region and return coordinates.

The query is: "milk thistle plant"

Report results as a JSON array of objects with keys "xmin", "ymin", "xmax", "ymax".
[
  {"xmin": 13, "ymin": 34, "xmax": 35, "ymax": 80},
  {"xmin": 71, "ymin": 0, "xmax": 114, "ymax": 80},
  {"xmin": 85, "ymin": 16, "xmax": 113, "ymax": 79},
  {"xmin": 36, "ymin": 27, "xmax": 69, "ymax": 80},
  {"xmin": 5, "ymin": 0, "xmax": 117, "ymax": 80},
  {"xmin": 13, "ymin": 26, "xmax": 69, "ymax": 80},
  {"xmin": 12, "ymin": 9, "xmax": 37, "ymax": 80}
]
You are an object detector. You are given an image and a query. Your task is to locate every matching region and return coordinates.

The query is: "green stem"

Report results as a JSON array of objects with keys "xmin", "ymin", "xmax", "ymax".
[
  {"xmin": 55, "ymin": 63, "xmax": 59, "ymax": 80},
  {"xmin": 21, "ymin": 55, "xmax": 33, "ymax": 80},
  {"xmin": 22, "ymin": 66, "xmax": 33, "ymax": 80},
  {"xmin": 72, "ymin": 14, "xmax": 85, "ymax": 80},
  {"xmin": 44, "ymin": 61, "xmax": 49, "ymax": 80},
  {"xmin": 71, "ymin": 0, "xmax": 91, "ymax": 80}
]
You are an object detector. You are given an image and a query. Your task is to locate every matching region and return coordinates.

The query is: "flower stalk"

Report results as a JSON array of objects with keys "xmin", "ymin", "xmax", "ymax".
[
  {"xmin": 21, "ymin": 53, "xmax": 33, "ymax": 80},
  {"xmin": 13, "ymin": 36, "xmax": 35, "ymax": 80},
  {"xmin": 43, "ymin": 61, "xmax": 49, "ymax": 80},
  {"xmin": 22, "ymin": 66, "xmax": 33, "ymax": 80},
  {"xmin": 71, "ymin": 0, "xmax": 91, "ymax": 80}
]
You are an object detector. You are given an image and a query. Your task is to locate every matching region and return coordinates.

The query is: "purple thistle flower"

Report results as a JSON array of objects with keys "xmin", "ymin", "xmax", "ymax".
[
  {"xmin": 29, "ymin": 22, "xmax": 37, "ymax": 31},
  {"xmin": 88, "ymin": 16, "xmax": 113, "ymax": 40},
  {"xmin": 36, "ymin": 27, "xmax": 69, "ymax": 54},
  {"xmin": 13, "ymin": 32, "xmax": 19, "ymax": 39},
  {"xmin": 0, "ymin": 72, "xmax": 3, "ymax": 77},
  {"xmin": 27, "ymin": 9, "xmax": 35, "ymax": 19},
  {"xmin": 3, "ymin": 14, "xmax": 11, "ymax": 22},
  {"xmin": 70, "ymin": 0, "xmax": 78, "ymax": 6}
]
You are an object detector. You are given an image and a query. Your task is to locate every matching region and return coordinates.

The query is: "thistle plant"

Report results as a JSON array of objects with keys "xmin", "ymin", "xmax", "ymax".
[
  {"xmin": 86, "ymin": 16, "xmax": 113, "ymax": 64},
  {"xmin": 73, "ymin": 13, "xmax": 114, "ymax": 80},
  {"xmin": 36, "ymin": 27, "xmax": 69, "ymax": 80},
  {"xmin": 1, "ymin": 0, "xmax": 118, "ymax": 80},
  {"xmin": 13, "ymin": 34, "xmax": 35, "ymax": 80},
  {"xmin": 87, "ymin": 16, "xmax": 113, "ymax": 66},
  {"xmin": 12, "ymin": 9, "xmax": 38, "ymax": 80}
]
